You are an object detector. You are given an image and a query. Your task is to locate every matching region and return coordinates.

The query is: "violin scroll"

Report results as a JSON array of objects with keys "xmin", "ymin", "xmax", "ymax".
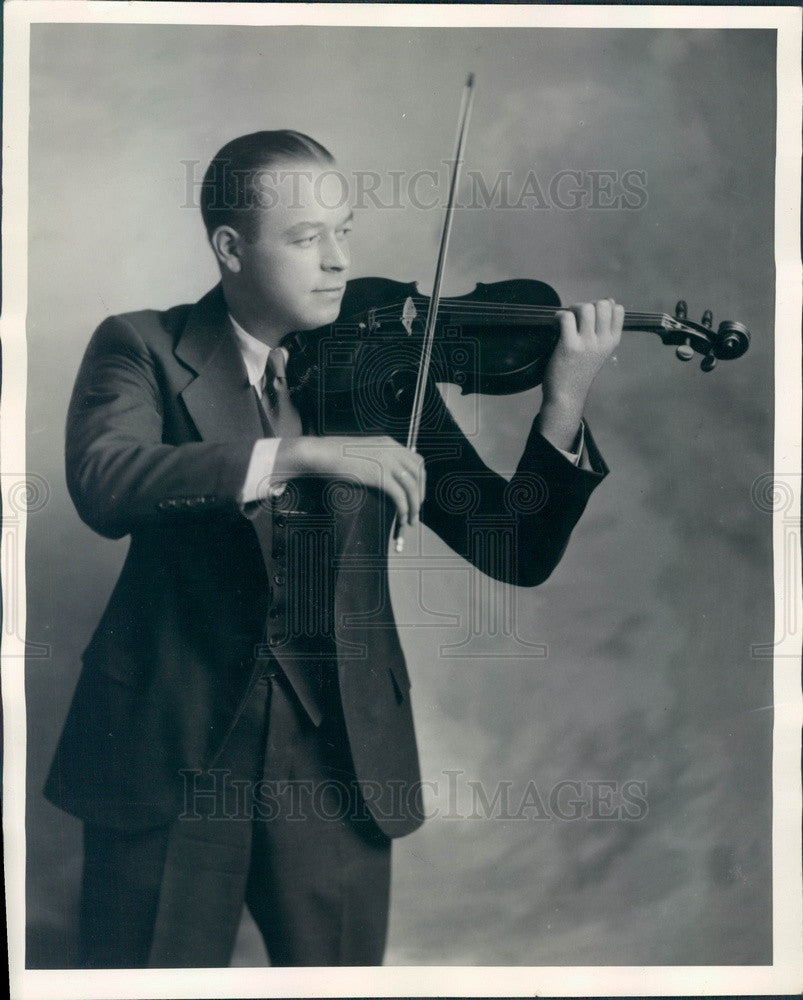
[
  {"xmin": 659, "ymin": 305, "xmax": 750, "ymax": 371},
  {"xmin": 715, "ymin": 319, "xmax": 751, "ymax": 360}
]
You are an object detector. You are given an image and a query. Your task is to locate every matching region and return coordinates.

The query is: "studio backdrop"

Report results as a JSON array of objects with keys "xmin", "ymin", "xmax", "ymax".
[{"xmin": 24, "ymin": 23, "xmax": 775, "ymax": 966}]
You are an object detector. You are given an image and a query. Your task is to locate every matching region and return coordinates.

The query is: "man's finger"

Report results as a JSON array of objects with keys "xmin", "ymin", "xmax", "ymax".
[
  {"xmin": 613, "ymin": 303, "xmax": 625, "ymax": 342},
  {"xmin": 594, "ymin": 298, "xmax": 613, "ymax": 337},
  {"xmin": 387, "ymin": 480, "xmax": 409, "ymax": 528},
  {"xmin": 409, "ymin": 455, "xmax": 427, "ymax": 500},
  {"xmin": 393, "ymin": 465, "xmax": 422, "ymax": 526},
  {"xmin": 572, "ymin": 302, "xmax": 596, "ymax": 339},
  {"xmin": 554, "ymin": 309, "xmax": 580, "ymax": 343},
  {"xmin": 399, "ymin": 450, "xmax": 426, "ymax": 511}
]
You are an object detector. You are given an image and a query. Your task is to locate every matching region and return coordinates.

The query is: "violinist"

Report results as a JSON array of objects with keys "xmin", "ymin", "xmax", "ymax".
[{"xmin": 44, "ymin": 129, "xmax": 622, "ymax": 968}]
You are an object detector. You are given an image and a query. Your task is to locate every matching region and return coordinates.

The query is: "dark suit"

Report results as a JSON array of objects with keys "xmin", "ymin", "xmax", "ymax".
[{"xmin": 45, "ymin": 281, "xmax": 607, "ymax": 965}]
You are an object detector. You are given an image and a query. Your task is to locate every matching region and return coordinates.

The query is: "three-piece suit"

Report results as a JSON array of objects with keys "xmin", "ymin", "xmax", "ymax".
[{"xmin": 44, "ymin": 281, "xmax": 608, "ymax": 966}]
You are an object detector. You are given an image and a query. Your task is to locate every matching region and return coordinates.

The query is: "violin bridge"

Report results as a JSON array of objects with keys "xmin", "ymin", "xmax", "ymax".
[{"xmin": 401, "ymin": 296, "xmax": 418, "ymax": 336}]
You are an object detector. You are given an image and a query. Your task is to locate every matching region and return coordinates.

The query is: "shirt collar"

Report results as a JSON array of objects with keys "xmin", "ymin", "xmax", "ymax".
[{"xmin": 228, "ymin": 313, "xmax": 282, "ymax": 388}]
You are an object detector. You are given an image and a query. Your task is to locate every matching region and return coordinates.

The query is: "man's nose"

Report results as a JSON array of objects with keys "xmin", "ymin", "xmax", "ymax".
[{"xmin": 320, "ymin": 235, "xmax": 349, "ymax": 270}]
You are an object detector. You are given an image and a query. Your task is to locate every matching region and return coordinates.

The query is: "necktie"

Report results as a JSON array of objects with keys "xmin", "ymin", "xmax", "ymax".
[{"xmin": 256, "ymin": 347, "xmax": 303, "ymax": 438}]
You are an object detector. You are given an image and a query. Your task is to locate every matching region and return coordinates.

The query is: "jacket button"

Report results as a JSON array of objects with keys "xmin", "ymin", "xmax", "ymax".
[
  {"xmin": 268, "ymin": 634, "xmax": 282, "ymax": 647},
  {"xmin": 273, "ymin": 573, "xmax": 285, "ymax": 586},
  {"xmin": 275, "ymin": 514, "xmax": 287, "ymax": 528}
]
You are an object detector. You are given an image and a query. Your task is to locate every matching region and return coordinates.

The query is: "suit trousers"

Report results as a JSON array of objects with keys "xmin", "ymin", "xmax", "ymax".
[{"xmin": 77, "ymin": 662, "xmax": 392, "ymax": 968}]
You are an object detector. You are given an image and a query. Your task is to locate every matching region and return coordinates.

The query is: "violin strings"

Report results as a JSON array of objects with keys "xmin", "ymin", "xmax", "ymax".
[
  {"xmin": 369, "ymin": 301, "xmax": 665, "ymax": 320},
  {"xmin": 367, "ymin": 301, "xmax": 668, "ymax": 327}
]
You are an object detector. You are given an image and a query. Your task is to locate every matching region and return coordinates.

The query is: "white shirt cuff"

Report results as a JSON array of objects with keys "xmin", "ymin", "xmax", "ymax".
[
  {"xmin": 554, "ymin": 421, "xmax": 586, "ymax": 467},
  {"xmin": 241, "ymin": 437, "xmax": 285, "ymax": 504}
]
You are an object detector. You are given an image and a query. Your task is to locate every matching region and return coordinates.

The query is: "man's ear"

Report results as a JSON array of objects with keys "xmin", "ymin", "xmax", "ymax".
[{"xmin": 210, "ymin": 226, "xmax": 243, "ymax": 274}]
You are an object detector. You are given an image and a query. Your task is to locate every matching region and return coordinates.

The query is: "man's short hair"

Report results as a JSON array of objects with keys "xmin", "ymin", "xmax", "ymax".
[{"xmin": 200, "ymin": 130, "xmax": 335, "ymax": 242}]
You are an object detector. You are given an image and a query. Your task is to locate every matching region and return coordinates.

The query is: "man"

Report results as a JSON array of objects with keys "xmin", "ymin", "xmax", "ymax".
[{"xmin": 44, "ymin": 130, "xmax": 622, "ymax": 968}]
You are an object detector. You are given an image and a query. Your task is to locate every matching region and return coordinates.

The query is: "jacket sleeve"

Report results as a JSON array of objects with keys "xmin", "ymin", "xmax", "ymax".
[
  {"xmin": 416, "ymin": 382, "xmax": 608, "ymax": 587},
  {"xmin": 66, "ymin": 315, "xmax": 257, "ymax": 539}
]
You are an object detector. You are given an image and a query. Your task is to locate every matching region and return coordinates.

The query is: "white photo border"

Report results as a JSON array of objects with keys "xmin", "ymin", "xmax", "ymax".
[{"xmin": 3, "ymin": 2, "xmax": 801, "ymax": 997}]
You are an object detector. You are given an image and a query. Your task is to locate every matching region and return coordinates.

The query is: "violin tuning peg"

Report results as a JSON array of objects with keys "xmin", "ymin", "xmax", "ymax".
[
  {"xmin": 675, "ymin": 300, "xmax": 688, "ymax": 320},
  {"xmin": 701, "ymin": 351, "xmax": 717, "ymax": 372},
  {"xmin": 675, "ymin": 339, "xmax": 694, "ymax": 362},
  {"xmin": 702, "ymin": 309, "xmax": 713, "ymax": 329}
]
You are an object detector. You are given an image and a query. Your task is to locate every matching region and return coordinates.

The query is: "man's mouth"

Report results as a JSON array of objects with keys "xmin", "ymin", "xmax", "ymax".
[{"xmin": 313, "ymin": 286, "xmax": 345, "ymax": 294}]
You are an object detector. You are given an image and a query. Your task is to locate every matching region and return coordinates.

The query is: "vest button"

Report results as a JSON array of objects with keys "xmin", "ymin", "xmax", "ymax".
[
  {"xmin": 273, "ymin": 573, "xmax": 285, "ymax": 586},
  {"xmin": 275, "ymin": 515, "xmax": 287, "ymax": 528}
]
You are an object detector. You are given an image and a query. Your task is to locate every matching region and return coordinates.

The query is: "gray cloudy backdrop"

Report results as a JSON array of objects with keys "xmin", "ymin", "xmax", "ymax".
[{"xmin": 25, "ymin": 24, "xmax": 775, "ymax": 966}]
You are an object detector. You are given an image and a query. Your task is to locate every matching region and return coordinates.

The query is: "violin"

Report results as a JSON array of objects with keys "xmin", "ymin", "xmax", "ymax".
[
  {"xmin": 285, "ymin": 275, "xmax": 750, "ymax": 420},
  {"xmin": 282, "ymin": 73, "xmax": 751, "ymax": 545}
]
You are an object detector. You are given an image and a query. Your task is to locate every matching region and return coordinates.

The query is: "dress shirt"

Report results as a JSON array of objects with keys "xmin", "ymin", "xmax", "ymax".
[
  {"xmin": 230, "ymin": 315, "xmax": 286, "ymax": 503},
  {"xmin": 229, "ymin": 313, "xmax": 586, "ymax": 504}
]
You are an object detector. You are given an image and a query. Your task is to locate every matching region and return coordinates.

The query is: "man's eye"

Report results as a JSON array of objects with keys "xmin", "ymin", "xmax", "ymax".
[
  {"xmin": 337, "ymin": 226, "xmax": 353, "ymax": 237},
  {"xmin": 294, "ymin": 234, "xmax": 320, "ymax": 247}
]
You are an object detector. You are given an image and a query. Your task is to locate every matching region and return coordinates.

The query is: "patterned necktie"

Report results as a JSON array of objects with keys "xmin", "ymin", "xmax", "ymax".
[{"xmin": 256, "ymin": 346, "xmax": 303, "ymax": 438}]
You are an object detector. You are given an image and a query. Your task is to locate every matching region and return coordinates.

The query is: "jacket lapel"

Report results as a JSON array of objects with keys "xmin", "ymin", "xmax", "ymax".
[{"xmin": 176, "ymin": 284, "xmax": 266, "ymax": 442}]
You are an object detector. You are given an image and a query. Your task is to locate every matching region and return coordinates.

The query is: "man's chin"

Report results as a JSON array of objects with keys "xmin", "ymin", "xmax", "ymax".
[{"xmin": 300, "ymin": 301, "xmax": 344, "ymax": 329}]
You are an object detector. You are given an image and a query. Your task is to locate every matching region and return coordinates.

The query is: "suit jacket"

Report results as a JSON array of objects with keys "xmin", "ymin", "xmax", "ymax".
[{"xmin": 44, "ymin": 282, "xmax": 608, "ymax": 838}]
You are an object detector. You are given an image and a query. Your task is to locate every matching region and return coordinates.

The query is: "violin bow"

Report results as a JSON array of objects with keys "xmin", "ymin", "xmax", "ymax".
[{"xmin": 394, "ymin": 72, "xmax": 476, "ymax": 553}]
